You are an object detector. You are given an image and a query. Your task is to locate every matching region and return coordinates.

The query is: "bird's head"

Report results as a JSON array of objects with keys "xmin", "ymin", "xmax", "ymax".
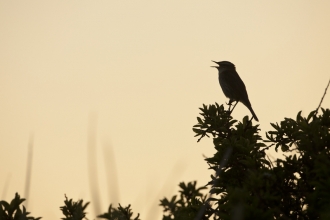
[{"xmin": 211, "ymin": 61, "xmax": 235, "ymax": 69}]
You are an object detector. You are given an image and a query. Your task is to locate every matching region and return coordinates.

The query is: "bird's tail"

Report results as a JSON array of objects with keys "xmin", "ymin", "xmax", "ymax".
[{"xmin": 248, "ymin": 106, "xmax": 259, "ymax": 122}]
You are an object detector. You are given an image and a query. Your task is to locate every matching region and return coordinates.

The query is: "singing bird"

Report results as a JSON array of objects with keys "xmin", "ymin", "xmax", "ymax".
[{"xmin": 212, "ymin": 61, "xmax": 259, "ymax": 122}]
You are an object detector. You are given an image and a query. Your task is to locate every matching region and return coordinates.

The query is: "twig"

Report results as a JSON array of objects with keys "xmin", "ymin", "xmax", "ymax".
[
  {"xmin": 266, "ymin": 154, "xmax": 274, "ymax": 169},
  {"xmin": 315, "ymin": 79, "xmax": 330, "ymax": 115},
  {"xmin": 197, "ymin": 130, "xmax": 210, "ymax": 142}
]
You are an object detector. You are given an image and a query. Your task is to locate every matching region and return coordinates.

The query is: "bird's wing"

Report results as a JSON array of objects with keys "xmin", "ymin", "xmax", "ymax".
[{"xmin": 224, "ymin": 69, "xmax": 251, "ymax": 107}]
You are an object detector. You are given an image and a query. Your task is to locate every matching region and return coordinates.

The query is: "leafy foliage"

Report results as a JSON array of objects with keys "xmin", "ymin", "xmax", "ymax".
[
  {"xmin": 160, "ymin": 181, "xmax": 212, "ymax": 220},
  {"xmin": 2, "ymin": 103, "xmax": 330, "ymax": 220},
  {"xmin": 162, "ymin": 103, "xmax": 330, "ymax": 219},
  {"xmin": 0, "ymin": 193, "xmax": 41, "ymax": 220},
  {"xmin": 98, "ymin": 204, "xmax": 140, "ymax": 220},
  {"xmin": 265, "ymin": 108, "xmax": 330, "ymax": 219},
  {"xmin": 60, "ymin": 195, "xmax": 89, "ymax": 220}
]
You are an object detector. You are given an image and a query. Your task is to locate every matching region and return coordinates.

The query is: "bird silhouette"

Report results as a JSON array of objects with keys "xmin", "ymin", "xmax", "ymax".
[{"xmin": 212, "ymin": 60, "xmax": 259, "ymax": 122}]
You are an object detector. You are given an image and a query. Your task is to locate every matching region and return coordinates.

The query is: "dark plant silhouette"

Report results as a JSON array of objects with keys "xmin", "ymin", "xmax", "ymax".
[
  {"xmin": 60, "ymin": 195, "xmax": 89, "ymax": 220},
  {"xmin": 3, "ymin": 81, "xmax": 330, "ymax": 220},
  {"xmin": 0, "ymin": 193, "xmax": 41, "ymax": 220},
  {"xmin": 98, "ymin": 204, "xmax": 140, "ymax": 220}
]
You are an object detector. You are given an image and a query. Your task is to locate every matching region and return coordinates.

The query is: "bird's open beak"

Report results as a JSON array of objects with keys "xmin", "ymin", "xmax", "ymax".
[{"xmin": 211, "ymin": 60, "xmax": 219, "ymax": 68}]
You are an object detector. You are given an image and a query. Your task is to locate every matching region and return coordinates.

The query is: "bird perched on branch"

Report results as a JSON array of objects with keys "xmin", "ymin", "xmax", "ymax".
[{"xmin": 211, "ymin": 61, "xmax": 259, "ymax": 122}]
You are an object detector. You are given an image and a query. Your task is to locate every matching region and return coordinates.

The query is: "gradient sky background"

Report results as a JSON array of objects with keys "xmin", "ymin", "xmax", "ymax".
[{"xmin": 1, "ymin": 1, "xmax": 330, "ymax": 219}]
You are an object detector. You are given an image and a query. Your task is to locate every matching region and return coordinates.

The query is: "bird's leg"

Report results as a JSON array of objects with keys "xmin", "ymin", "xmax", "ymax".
[
  {"xmin": 229, "ymin": 101, "xmax": 239, "ymax": 114},
  {"xmin": 227, "ymin": 99, "xmax": 234, "ymax": 112}
]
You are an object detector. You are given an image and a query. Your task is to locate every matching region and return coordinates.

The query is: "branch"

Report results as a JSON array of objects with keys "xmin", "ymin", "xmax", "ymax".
[{"xmin": 315, "ymin": 78, "xmax": 330, "ymax": 115}]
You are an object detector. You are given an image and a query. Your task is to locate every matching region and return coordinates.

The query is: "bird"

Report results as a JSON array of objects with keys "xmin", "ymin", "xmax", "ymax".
[{"xmin": 211, "ymin": 61, "xmax": 259, "ymax": 122}]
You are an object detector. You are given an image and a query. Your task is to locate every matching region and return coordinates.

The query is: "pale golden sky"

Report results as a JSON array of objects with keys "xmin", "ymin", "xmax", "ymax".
[{"xmin": 1, "ymin": 1, "xmax": 329, "ymax": 219}]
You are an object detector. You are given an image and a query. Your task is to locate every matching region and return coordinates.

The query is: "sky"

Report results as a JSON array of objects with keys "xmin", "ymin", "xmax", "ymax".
[{"xmin": 0, "ymin": 1, "xmax": 329, "ymax": 219}]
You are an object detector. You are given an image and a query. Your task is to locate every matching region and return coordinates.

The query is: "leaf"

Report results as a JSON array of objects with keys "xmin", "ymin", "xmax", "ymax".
[
  {"xmin": 197, "ymin": 117, "xmax": 203, "ymax": 124},
  {"xmin": 192, "ymin": 128, "xmax": 203, "ymax": 134}
]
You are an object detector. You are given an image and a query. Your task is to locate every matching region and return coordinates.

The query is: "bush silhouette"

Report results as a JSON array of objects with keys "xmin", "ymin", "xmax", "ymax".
[
  {"xmin": 160, "ymin": 103, "xmax": 330, "ymax": 220},
  {"xmin": 2, "ymin": 84, "xmax": 330, "ymax": 219}
]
